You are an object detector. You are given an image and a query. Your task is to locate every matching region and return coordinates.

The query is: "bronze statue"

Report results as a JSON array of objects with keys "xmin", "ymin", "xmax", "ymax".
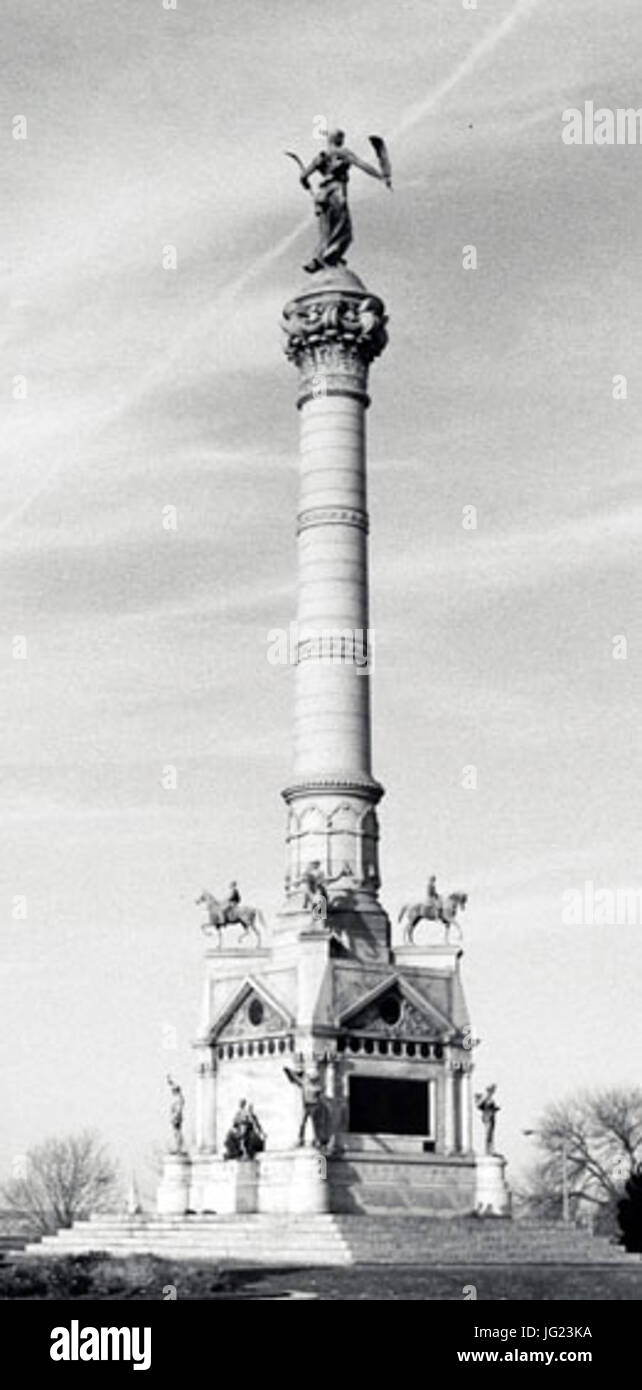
[
  {"xmin": 475, "ymin": 1084, "xmax": 500, "ymax": 1154},
  {"xmin": 223, "ymin": 881, "xmax": 241, "ymax": 920},
  {"xmin": 196, "ymin": 885, "xmax": 265, "ymax": 947},
  {"xmin": 166, "ymin": 1074, "xmax": 185, "ymax": 1153},
  {"xmin": 223, "ymin": 1099, "xmax": 266, "ymax": 1160},
  {"xmin": 283, "ymin": 1059, "xmax": 329, "ymax": 1148},
  {"xmin": 399, "ymin": 876, "xmax": 468, "ymax": 944},
  {"xmin": 286, "ymin": 128, "xmax": 392, "ymax": 274},
  {"xmin": 293, "ymin": 859, "xmax": 353, "ymax": 923}
]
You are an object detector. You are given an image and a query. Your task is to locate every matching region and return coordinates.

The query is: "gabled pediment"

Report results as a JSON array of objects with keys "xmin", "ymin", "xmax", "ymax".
[
  {"xmin": 337, "ymin": 974, "xmax": 454, "ymax": 1039},
  {"xmin": 209, "ymin": 977, "xmax": 293, "ymax": 1043}
]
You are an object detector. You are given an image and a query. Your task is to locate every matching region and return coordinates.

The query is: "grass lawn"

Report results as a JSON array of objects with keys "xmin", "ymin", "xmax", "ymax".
[{"xmin": 1, "ymin": 1254, "xmax": 641, "ymax": 1300}]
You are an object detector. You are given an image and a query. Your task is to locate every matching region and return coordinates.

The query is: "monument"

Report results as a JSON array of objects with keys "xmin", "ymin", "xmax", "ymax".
[
  {"xmin": 475, "ymin": 1084, "xmax": 511, "ymax": 1216},
  {"xmin": 157, "ymin": 128, "xmax": 510, "ymax": 1220}
]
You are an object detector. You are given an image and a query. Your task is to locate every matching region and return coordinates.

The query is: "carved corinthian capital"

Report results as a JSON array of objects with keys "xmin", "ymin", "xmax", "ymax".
[{"xmin": 281, "ymin": 284, "xmax": 388, "ymax": 405}]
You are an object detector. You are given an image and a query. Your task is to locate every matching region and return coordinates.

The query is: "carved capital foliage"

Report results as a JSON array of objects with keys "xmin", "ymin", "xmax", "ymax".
[{"xmin": 281, "ymin": 291, "xmax": 388, "ymax": 375}]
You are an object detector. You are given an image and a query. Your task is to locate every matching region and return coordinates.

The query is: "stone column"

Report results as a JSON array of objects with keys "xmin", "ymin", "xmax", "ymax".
[
  {"xmin": 280, "ymin": 267, "xmax": 390, "ymax": 955},
  {"xmin": 460, "ymin": 1065, "xmax": 473, "ymax": 1154},
  {"xmin": 194, "ymin": 1049, "xmax": 216, "ymax": 1152},
  {"xmin": 427, "ymin": 1078, "xmax": 438, "ymax": 1143},
  {"xmin": 443, "ymin": 1064, "xmax": 456, "ymax": 1154}
]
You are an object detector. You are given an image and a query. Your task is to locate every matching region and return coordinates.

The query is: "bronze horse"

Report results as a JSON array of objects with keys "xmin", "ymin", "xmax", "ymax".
[
  {"xmin": 399, "ymin": 891, "xmax": 467, "ymax": 944},
  {"xmin": 196, "ymin": 890, "xmax": 265, "ymax": 947}
]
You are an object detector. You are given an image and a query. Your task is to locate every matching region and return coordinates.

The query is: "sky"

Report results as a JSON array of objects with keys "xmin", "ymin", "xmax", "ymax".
[{"xmin": 1, "ymin": 0, "xmax": 641, "ymax": 1199}]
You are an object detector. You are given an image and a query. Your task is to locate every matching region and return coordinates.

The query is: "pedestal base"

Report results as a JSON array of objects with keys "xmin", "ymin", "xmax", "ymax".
[
  {"xmin": 475, "ymin": 1154, "xmax": 511, "ymax": 1217},
  {"xmin": 245, "ymin": 1150, "xmax": 330, "ymax": 1214},
  {"xmin": 184, "ymin": 1147, "xmax": 476, "ymax": 1216},
  {"xmin": 197, "ymin": 1158, "xmax": 259, "ymax": 1214},
  {"xmin": 157, "ymin": 1152, "xmax": 191, "ymax": 1215},
  {"xmin": 289, "ymin": 1148, "xmax": 331, "ymax": 1213}
]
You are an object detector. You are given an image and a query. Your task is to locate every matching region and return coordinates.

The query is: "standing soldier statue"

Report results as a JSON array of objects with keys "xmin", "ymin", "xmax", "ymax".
[
  {"xmin": 475, "ymin": 1084, "xmax": 500, "ymax": 1155},
  {"xmin": 166, "ymin": 1074, "xmax": 185, "ymax": 1154},
  {"xmin": 283, "ymin": 1058, "xmax": 329, "ymax": 1148}
]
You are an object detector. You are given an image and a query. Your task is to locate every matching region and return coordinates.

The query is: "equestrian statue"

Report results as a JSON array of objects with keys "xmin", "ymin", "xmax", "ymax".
[
  {"xmin": 399, "ymin": 874, "xmax": 468, "ymax": 944},
  {"xmin": 196, "ymin": 882, "xmax": 265, "ymax": 947}
]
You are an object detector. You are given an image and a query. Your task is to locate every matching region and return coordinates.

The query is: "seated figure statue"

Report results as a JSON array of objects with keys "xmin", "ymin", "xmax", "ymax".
[{"xmin": 223, "ymin": 1099, "xmax": 266, "ymax": 1160}]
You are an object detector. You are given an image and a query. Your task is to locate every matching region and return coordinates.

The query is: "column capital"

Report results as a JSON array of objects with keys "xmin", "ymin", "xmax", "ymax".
[{"xmin": 281, "ymin": 269, "xmax": 388, "ymax": 405}]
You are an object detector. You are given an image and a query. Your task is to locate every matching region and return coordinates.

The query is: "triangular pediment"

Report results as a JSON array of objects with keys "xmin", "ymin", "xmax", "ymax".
[
  {"xmin": 337, "ymin": 974, "xmax": 454, "ymax": 1039},
  {"xmin": 209, "ymin": 977, "xmax": 293, "ymax": 1043}
]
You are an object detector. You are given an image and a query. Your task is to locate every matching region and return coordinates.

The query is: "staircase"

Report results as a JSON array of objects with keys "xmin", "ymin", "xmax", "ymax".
[
  {"xmin": 27, "ymin": 1215, "xmax": 351, "ymax": 1266},
  {"xmin": 24, "ymin": 1214, "xmax": 639, "ymax": 1266},
  {"xmin": 0, "ymin": 1234, "xmax": 29, "ymax": 1254}
]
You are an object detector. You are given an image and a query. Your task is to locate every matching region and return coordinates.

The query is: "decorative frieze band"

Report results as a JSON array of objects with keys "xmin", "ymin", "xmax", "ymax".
[{"xmin": 297, "ymin": 505, "xmax": 369, "ymax": 535}]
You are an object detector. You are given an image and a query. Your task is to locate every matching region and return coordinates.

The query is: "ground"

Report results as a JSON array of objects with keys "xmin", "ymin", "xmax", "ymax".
[{"xmin": 1, "ymin": 1255, "xmax": 641, "ymax": 1300}]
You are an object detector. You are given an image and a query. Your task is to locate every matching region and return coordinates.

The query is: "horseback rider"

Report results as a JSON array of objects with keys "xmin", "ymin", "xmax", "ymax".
[
  {"xmin": 425, "ymin": 874, "xmax": 440, "ymax": 918},
  {"xmin": 400, "ymin": 875, "xmax": 467, "ymax": 943},
  {"xmin": 223, "ymin": 880, "xmax": 241, "ymax": 924},
  {"xmin": 294, "ymin": 859, "xmax": 353, "ymax": 922}
]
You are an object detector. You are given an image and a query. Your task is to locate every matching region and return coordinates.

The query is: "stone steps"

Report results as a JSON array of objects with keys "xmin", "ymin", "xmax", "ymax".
[
  {"xmin": 23, "ymin": 1214, "xmax": 640, "ymax": 1266},
  {"xmin": 0, "ymin": 1235, "xmax": 29, "ymax": 1252}
]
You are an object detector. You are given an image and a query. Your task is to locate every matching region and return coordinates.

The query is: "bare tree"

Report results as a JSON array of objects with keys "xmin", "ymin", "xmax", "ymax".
[
  {"xmin": 1, "ymin": 1132, "xmax": 119, "ymax": 1235},
  {"xmin": 521, "ymin": 1087, "xmax": 642, "ymax": 1227}
]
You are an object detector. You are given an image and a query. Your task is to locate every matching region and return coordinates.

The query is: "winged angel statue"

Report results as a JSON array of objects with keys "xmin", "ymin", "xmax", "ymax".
[{"xmin": 286, "ymin": 127, "xmax": 392, "ymax": 273}]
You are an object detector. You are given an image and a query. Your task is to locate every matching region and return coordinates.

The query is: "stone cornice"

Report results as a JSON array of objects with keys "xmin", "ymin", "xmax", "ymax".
[{"xmin": 282, "ymin": 774, "xmax": 384, "ymax": 804}]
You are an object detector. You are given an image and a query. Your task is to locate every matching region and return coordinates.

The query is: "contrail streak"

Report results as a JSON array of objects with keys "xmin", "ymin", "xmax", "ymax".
[
  {"xmin": 0, "ymin": 222, "xmax": 310, "ymax": 538},
  {"xmin": 192, "ymin": 0, "xmax": 541, "ymax": 315},
  {"xmin": 138, "ymin": 2, "xmax": 541, "ymax": 394},
  {"xmin": 3, "ymin": 0, "xmax": 539, "ymax": 535},
  {"xmin": 392, "ymin": 0, "xmax": 539, "ymax": 139}
]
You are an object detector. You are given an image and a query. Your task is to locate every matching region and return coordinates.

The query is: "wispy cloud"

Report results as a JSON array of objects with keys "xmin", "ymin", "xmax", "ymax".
[{"xmin": 381, "ymin": 504, "xmax": 642, "ymax": 597}]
